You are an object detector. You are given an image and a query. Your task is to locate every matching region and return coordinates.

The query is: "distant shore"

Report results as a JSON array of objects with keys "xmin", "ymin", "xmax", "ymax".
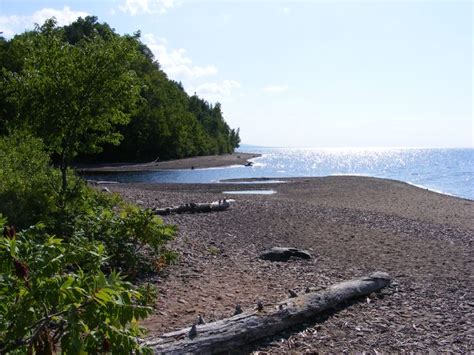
[
  {"xmin": 107, "ymin": 176, "xmax": 473, "ymax": 353},
  {"xmin": 75, "ymin": 152, "xmax": 260, "ymax": 173}
]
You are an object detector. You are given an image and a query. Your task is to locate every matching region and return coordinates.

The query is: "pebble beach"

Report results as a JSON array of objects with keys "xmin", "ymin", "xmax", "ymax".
[{"xmin": 100, "ymin": 159, "xmax": 473, "ymax": 353}]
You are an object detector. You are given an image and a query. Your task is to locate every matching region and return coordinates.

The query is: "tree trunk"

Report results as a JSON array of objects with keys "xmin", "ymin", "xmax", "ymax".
[
  {"xmin": 59, "ymin": 162, "xmax": 68, "ymax": 209},
  {"xmin": 145, "ymin": 272, "xmax": 391, "ymax": 354},
  {"xmin": 58, "ymin": 142, "xmax": 69, "ymax": 209}
]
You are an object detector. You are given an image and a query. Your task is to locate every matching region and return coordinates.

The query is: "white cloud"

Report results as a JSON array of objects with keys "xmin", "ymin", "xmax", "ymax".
[
  {"xmin": 0, "ymin": 15, "xmax": 21, "ymax": 37},
  {"xmin": 0, "ymin": 6, "xmax": 88, "ymax": 38},
  {"xmin": 191, "ymin": 80, "xmax": 241, "ymax": 96},
  {"xmin": 143, "ymin": 33, "xmax": 218, "ymax": 80},
  {"xmin": 30, "ymin": 7, "xmax": 89, "ymax": 27},
  {"xmin": 188, "ymin": 80, "xmax": 241, "ymax": 103},
  {"xmin": 142, "ymin": 33, "xmax": 239, "ymax": 102},
  {"xmin": 263, "ymin": 85, "xmax": 289, "ymax": 93},
  {"xmin": 119, "ymin": 0, "xmax": 176, "ymax": 15}
]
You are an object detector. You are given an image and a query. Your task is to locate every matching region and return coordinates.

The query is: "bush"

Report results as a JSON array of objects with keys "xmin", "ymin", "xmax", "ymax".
[
  {"xmin": 0, "ymin": 131, "xmax": 177, "ymax": 277},
  {"xmin": 0, "ymin": 132, "xmax": 58, "ymax": 228},
  {"xmin": 0, "ymin": 131, "xmax": 177, "ymax": 352},
  {"xmin": 73, "ymin": 197, "xmax": 177, "ymax": 278},
  {"xmin": 0, "ymin": 216, "xmax": 153, "ymax": 353}
]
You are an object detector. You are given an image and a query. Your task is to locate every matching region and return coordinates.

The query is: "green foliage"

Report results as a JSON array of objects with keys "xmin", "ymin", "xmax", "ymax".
[
  {"xmin": 0, "ymin": 150, "xmax": 174, "ymax": 351},
  {"xmin": 0, "ymin": 220, "xmax": 153, "ymax": 353},
  {"xmin": 0, "ymin": 16, "xmax": 186, "ymax": 354},
  {"xmin": 2, "ymin": 17, "xmax": 240, "ymax": 165},
  {"xmin": 0, "ymin": 130, "xmax": 177, "ymax": 277},
  {"xmin": 74, "ymin": 198, "xmax": 177, "ymax": 278},
  {"xmin": 4, "ymin": 18, "xmax": 141, "ymax": 197},
  {"xmin": 0, "ymin": 132, "xmax": 58, "ymax": 229},
  {"xmin": 102, "ymin": 57, "xmax": 241, "ymax": 162}
]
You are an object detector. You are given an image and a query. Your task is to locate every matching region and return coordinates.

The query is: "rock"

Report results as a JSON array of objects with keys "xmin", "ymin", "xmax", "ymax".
[
  {"xmin": 259, "ymin": 247, "xmax": 312, "ymax": 262},
  {"xmin": 234, "ymin": 304, "xmax": 243, "ymax": 315}
]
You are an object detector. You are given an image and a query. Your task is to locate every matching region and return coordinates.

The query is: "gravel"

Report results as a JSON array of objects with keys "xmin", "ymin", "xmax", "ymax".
[{"xmin": 108, "ymin": 176, "xmax": 473, "ymax": 353}]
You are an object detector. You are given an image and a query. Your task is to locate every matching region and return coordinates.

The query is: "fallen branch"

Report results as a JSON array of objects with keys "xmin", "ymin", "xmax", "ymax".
[
  {"xmin": 153, "ymin": 200, "xmax": 231, "ymax": 215},
  {"xmin": 145, "ymin": 272, "xmax": 391, "ymax": 354}
]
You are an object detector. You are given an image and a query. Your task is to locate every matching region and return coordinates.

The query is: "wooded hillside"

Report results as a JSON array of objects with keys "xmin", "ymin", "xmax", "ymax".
[{"xmin": 0, "ymin": 16, "xmax": 240, "ymax": 163}]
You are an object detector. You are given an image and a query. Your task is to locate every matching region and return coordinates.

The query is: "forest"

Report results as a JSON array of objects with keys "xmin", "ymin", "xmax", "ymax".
[
  {"xmin": 0, "ymin": 16, "xmax": 239, "ymax": 353},
  {"xmin": 0, "ymin": 16, "xmax": 241, "ymax": 164}
]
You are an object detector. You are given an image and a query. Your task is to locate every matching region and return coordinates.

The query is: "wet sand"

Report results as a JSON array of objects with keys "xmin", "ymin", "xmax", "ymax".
[
  {"xmin": 76, "ymin": 152, "xmax": 260, "ymax": 173},
  {"xmin": 107, "ymin": 176, "xmax": 473, "ymax": 353}
]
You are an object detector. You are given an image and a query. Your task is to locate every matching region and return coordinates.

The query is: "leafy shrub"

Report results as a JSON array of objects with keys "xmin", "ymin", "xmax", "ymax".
[
  {"xmin": 0, "ymin": 132, "xmax": 58, "ymax": 228},
  {"xmin": 74, "ymin": 201, "xmax": 177, "ymax": 278},
  {"xmin": 0, "ymin": 132, "xmax": 177, "ymax": 277},
  {"xmin": 0, "ymin": 216, "xmax": 153, "ymax": 353},
  {"xmin": 0, "ymin": 131, "xmax": 177, "ymax": 352}
]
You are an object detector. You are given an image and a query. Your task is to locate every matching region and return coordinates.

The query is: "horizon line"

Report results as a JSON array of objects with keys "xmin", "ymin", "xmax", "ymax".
[{"xmin": 238, "ymin": 144, "xmax": 474, "ymax": 150}]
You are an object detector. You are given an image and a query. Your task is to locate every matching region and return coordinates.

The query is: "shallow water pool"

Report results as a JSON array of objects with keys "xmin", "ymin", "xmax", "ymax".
[{"xmin": 222, "ymin": 190, "xmax": 276, "ymax": 195}]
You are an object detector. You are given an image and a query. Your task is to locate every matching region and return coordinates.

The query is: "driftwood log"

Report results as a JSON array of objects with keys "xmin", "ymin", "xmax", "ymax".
[
  {"xmin": 145, "ymin": 272, "xmax": 391, "ymax": 354},
  {"xmin": 259, "ymin": 247, "xmax": 311, "ymax": 261},
  {"xmin": 153, "ymin": 200, "xmax": 231, "ymax": 215}
]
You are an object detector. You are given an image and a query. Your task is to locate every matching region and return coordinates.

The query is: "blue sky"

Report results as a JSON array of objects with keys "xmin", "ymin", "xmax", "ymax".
[{"xmin": 1, "ymin": 0, "xmax": 472, "ymax": 148}]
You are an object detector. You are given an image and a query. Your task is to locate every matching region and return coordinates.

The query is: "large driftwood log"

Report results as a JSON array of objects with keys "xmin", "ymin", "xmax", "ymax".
[
  {"xmin": 145, "ymin": 272, "xmax": 391, "ymax": 354},
  {"xmin": 153, "ymin": 200, "xmax": 231, "ymax": 215}
]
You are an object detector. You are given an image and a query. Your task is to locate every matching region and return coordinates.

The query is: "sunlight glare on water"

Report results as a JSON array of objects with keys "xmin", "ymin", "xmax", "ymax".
[{"xmin": 85, "ymin": 147, "xmax": 474, "ymax": 200}]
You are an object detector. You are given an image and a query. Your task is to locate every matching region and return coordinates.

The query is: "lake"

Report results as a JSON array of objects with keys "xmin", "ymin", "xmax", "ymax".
[{"xmin": 85, "ymin": 147, "xmax": 474, "ymax": 200}]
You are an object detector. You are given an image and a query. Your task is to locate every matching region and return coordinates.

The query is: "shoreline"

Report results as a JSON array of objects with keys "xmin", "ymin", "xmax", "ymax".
[
  {"xmin": 108, "ymin": 176, "xmax": 473, "ymax": 353},
  {"xmin": 75, "ymin": 152, "xmax": 260, "ymax": 173},
  {"xmin": 225, "ymin": 175, "xmax": 464, "ymax": 199},
  {"xmin": 96, "ymin": 173, "xmax": 472, "ymax": 202},
  {"xmin": 78, "ymin": 152, "xmax": 472, "ymax": 201}
]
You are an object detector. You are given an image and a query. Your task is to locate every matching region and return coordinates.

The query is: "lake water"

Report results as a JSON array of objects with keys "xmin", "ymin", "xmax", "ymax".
[{"xmin": 86, "ymin": 147, "xmax": 474, "ymax": 200}]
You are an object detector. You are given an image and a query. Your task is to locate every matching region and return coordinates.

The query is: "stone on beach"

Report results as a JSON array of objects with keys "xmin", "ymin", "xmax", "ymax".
[
  {"xmin": 107, "ymin": 176, "xmax": 474, "ymax": 353},
  {"xmin": 259, "ymin": 247, "xmax": 312, "ymax": 261}
]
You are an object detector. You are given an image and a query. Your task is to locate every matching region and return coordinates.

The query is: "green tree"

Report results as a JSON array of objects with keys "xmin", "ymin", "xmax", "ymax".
[
  {"xmin": 5, "ymin": 19, "xmax": 141, "ymax": 200},
  {"xmin": 2, "ymin": 17, "xmax": 241, "ymax": 165}
]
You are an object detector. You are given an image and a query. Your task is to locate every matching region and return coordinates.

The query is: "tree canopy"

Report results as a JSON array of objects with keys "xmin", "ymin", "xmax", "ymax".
[
  {"xmin": 0, "ymin": 16, "xmax": 241, "ymax": 165},
  {"xmin": 5, "ymin": 19, "xmax": 140, "ymax": 185}
]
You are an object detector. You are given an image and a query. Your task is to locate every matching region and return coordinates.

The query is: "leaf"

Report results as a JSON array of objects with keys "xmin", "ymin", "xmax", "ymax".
[
  {"xmin": 60, "ymin": 276, "xmax": 75, "ymax": 290},
  {"xmin": 94, "ymin": 289, "xmax": 113, "ymax": 304}
]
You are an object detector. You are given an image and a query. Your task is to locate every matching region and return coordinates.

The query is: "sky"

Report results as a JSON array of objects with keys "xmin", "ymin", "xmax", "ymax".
[{"xmin": 1, "ymin": 0, "xmax": 472, "ymax": 148}]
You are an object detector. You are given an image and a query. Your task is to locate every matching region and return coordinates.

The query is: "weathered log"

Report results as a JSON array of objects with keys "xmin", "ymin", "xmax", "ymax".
[
  {"xmin": 153, "ymin": 200, "xmax": 231, "ymax": 215},
  {"xmin": 259, "ymin": 247, "xmax": 311, "ymax": 261},
  {"xmin": 145, "ymin": 272, "xmax": 391, "ymax": 354}
]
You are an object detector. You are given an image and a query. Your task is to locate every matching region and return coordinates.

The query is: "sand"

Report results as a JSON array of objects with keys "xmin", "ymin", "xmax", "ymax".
[
  {"xmin": 105, "ymin": 175, "xmax": 473, "ymax": 353},
  {"xmin": 76, "ymin": 152, "xmax": 260, "ymax": 172}
]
